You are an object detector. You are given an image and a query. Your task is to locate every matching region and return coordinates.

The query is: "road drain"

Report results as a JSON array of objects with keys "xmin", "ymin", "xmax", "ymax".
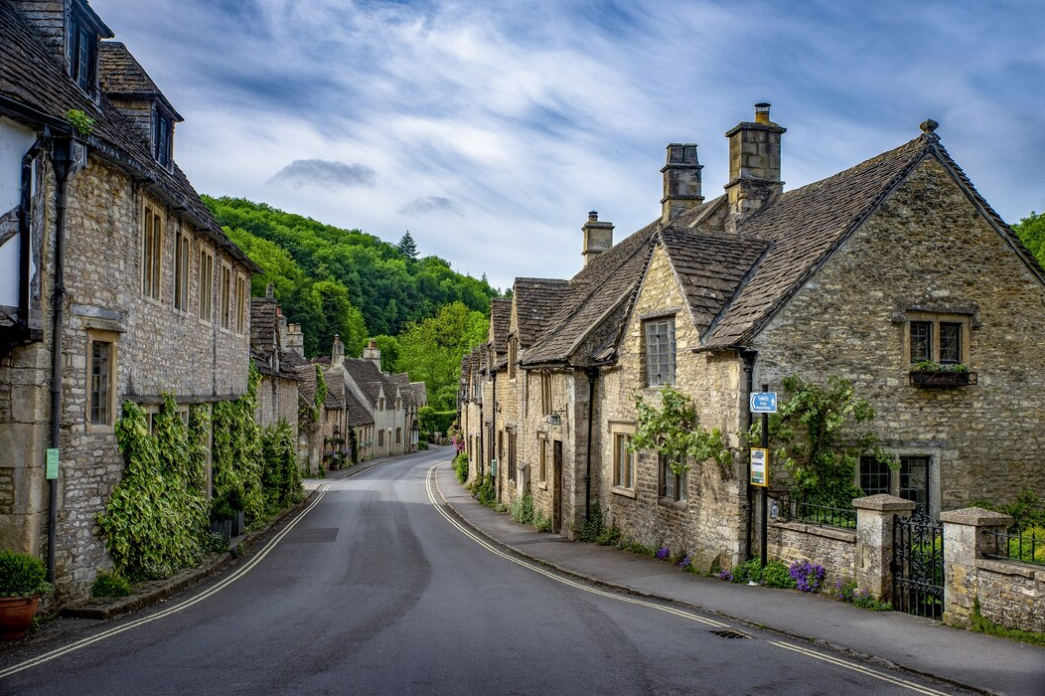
[{"xmin": 710, "ymin": 629, "xmax": 752, "ymax": 639}]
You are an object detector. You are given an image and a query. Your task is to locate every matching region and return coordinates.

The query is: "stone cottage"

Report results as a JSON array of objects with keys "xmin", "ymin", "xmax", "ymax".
[
  {"xmin": 0, "ymin": 0, "xmax": 257, "ymax": 601},
  {"xmin": 465, "ymin": 103, "xmax": 1045, "ymax": 569}
]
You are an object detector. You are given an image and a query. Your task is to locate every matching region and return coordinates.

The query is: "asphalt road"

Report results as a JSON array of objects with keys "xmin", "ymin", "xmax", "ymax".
[{"xmin": 0, "ymin": 448, "xmax": 979, "ymax": 696}]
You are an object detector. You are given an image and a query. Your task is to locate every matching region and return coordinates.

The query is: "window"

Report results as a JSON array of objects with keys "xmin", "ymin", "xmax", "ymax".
[
  {"xmin": 198, "ymin": 248, "xmax": 214, "ymax": 321},
  {"xmin": 174, "ymin": 230, "xmax": 189, "ymax": 311},
  {"xmin": 539, "ymin": 437, "xmax": 547, "ymax": 483},
  {"xmin": 900, "ymin": 456, "xmax": 930, "ymax": 514},
  {"xmin": 89, "ymin": 338, "xmax": 114, "ymax": 426},
  {"xmin": 68, "ymin": 9, "xmax": 97, "ymax": 93},
  {"xmin": 508, "ymin": 337, "xmax": 517, "ymax": 379},
  {"xmin": 540, "ymin": 372, "xmax": 552, "ymax": 416},
  {"xmin": 859, "ymin": 457, "xmax": 891, "ymax": 497},
  {"xmin": 235, "ymin": 275, "xmax": 247, "ymax": 334},
  {"xmin": 220, "ymin": 264, "xmax": 231, "ymax": 330},
  {"xmin": 378, "ymin": 430, "xmax": 385, "ymax": 447},
  {"xmin": 154, "ymin": 111, "xmax": 173, "ymax": 168},
  {"xmin": 379, "ymin": 397, "xmax": 385, "ymax": 411},
  {"xmin": 612, "ymin": 432, "xmax": 635, "ymax": 490},
  {"xmin": 859, "ymin": 455, "xmax": 932, "ymax": 515},
  {"xmin": 907, "ymin": 313, "xmax": 969, "ymax": 366},
  {"xmin": 507, "ymin": 430, "xmax": 517, "ymax": 482},
  {"xmin": 396, "ymin": 427, "xmax": 402, "ymax": 444},
  {"xmin": 659, "ymin": 453, "xmax": 686, "ymax": 503},
  {"xmin": 141, "ymin": 206, "xmax": 163, "ymax": 301},
  {"xmin": 645, "ymin": 317, "xmax": 676, "ymax": 386}
]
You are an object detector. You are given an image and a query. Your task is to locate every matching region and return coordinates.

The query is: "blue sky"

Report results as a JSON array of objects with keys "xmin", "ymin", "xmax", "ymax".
[{"xmin": 91, "ymin": 0, "xmax": 1045, "ymax": 290}]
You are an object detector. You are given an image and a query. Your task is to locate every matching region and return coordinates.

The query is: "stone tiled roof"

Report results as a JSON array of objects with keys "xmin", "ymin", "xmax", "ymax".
[
  {"xmin": 0, "ymin": 4, "xmax": 255, "ymax": 272},
  {"xmin": 250, "ymin": 298, "xmax": 277, "ymax": 362},
  {"xmin": 409, "ymin": 382, "xmax": 427, "ymax": 407},
  {"xmin": 323, "ymin": 368, "xmax": 344, "ymax": 410},
  {"xmin": 98, "ymin": 41, "xmax": 182, "ymax": 120},
  {"xmin": 344, "ymin": 358, "xmax": 389, "ymax": 408},
  {"xmin": 489, "ymin": 297, "xmax": 512, "ymax": 355},
  {"xmin": 343, "ymin": 389, "xmax": 373, "ymax": 427},
  {"xmin": 513, "ymin": 278, "xmax": 571, "ymax": 348}
]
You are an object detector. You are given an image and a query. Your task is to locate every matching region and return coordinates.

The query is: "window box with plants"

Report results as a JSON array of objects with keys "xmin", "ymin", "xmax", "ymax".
[
  {"xmin": 909, "ymin": 361, "xmax": 977, "ymax": 388},
  {"xmin": 0, "ymin": 551, "xmax": 53, "ymax": 640}
]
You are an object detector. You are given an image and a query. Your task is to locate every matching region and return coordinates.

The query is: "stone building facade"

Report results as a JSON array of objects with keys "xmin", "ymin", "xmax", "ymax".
[
  {"xmin": 462, "ymin": 103, "xmax": 1045, "ymax": 572},
  {"xmin": 0, "ymin": 0, "xmax": 256, "ymax": 602}
]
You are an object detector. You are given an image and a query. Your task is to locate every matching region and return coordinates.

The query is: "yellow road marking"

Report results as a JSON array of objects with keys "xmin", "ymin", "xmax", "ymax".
[
  {"xmin": 0, "ymin": 484, "xmax": 331, "ymax": 680},
  {"xmin": 428, "ymin": 463, "xmax": 959, "ymax": 696}
]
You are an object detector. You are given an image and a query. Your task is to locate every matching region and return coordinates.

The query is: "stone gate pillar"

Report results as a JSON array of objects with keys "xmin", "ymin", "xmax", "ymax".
[
  {"xmin": 939, "ymin": 507, "xmax": 1013, "ymax": 628},
  {"xmin": 853, "ymin": 494, "xmax": 916, "ymax": 602}
]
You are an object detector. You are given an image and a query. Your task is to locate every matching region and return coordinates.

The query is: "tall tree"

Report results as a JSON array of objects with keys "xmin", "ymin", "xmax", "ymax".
[
  {"xmin": 398, "ymin": 231, "xmax": 418, "ymax": 259},
  {"xmin": 1014, "ymin": 211, "xmax": 1045, "ymax": 266},
  {"xmin": 397, "ymin": 302, "xmax": 488, "ymax": 409}
]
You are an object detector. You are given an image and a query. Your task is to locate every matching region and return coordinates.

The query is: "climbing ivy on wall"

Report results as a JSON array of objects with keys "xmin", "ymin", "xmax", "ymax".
[
  {"xmin": 211, "ymin": 362, "xmax": 265, "ymax": 523},
  {"xmin": 629, "ymin": 386, "xmax": 733, "ymax": 476},
  {"xmin": 261, "ymin": 421, "xmax": 304, "ymax": 508},
  {"xmin": 99, "ymin": 396, "xmax": 209, "ymax": 580}
]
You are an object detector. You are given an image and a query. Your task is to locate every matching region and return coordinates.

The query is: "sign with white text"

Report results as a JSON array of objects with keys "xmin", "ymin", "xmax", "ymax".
[{"xmin": 749, "ymin": 392, "xmax": 778, "ymax": 413}]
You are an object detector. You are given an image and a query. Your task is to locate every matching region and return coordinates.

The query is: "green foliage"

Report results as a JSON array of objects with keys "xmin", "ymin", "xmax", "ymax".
[
  {"xmin": 397, "ymin": 302, "xmax": 488, "ymax": 410},
  {"xmin": 1008, "ymin": 528, "xmax": 1045, "ymax": 565},
  {"xmin": 0, "ymin": 551, "xmax": 52, "ymax": 597},
  {"xmin": 398, "ymin": 231, "xmax": 418, "ymax": 259},
  {"xmin": 203, "ymin": 196, "xmax": 496, "ymax": 341},
  {"xmin": 65, "ymin": 109, "xmax": 94, "ymax": 136},
  {"xmin": 578, "ymin": 501, "xmax": 605, "ymax": 542},
  {"xmin": 749, "ymin": 375, "xmax": 892, "ymax": 508},
  {"xmin": 760, "ymin": 561, "xmax": 797, "ymax": 589},
  {"xmin": 419, "ymin": 407, "xmax": 456, "ymax": 437},
  {"xmin": 261, "ymin": 421, "xmax": 305, "ymax": 510},
  {"xmin": 833, "ymin": 580, "xmax": 893, "ymax": 611},
  {"xmin": 371, "ymin": 335, "xmax": 401, "ymax": 373},
  {"xmin": 470, "ymin": 474, "xmax": 496, "ymax": 507},
  {"xmin": 730, "ymin": 559, "xmax": 766, "ymax": 584},
  {"xmin": 913, "ymin": 360, "xmax": 968, "ymax": 373},
  {"xmin": 100, "ymin": 398, "xmax": 209, "ymax": 580},
  {"xmin": 630, "ymin": 386, "xmax": 732, "ymax": 476},
  {"xmin": 615, "ymin": 538, "xmax": 657, "ymax": 557},
  {"xmin": 453, "ymin": 453, "xmax": 469, "ymax": 484},
  {"xmin": 91, "ymin": 571, "xmax": 132, "ymax": 598},
  {"xmin": 510, "ymin": 493, "xmax": 535, "ymax": 525},
  {"xmin": 596, "ymin": 525, "xmax": 622, "ymax": 546},
  {"xmin": 211, "ymin": 365, "xmax": 266, "ymax": 525},
  {"xmin": 533, "ymin": 510, "xmax": 553, "ymax": 533},
  {"xmin": 972, "ymin": 489, "xmax": 1045, "ymax": 533},
  {"xmin": 1013, "ymin": 211, "xmax": 1045, "ymax": 268},
  {"xmin": 314, "ymin": 365, "xmax": 327, "ymax": 415},
  {"xmin": 971, "ymin": 596, "xmax": 1045, "ymax": 647}
]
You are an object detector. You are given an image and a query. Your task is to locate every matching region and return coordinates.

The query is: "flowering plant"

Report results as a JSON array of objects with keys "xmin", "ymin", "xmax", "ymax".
[
  {"xmin": 655, "ymin": 546, "xmax": 670, "ymax": 560},
  {"xmin": 789, "ymin": 559, "xmax": 825, "ymax": 593}
]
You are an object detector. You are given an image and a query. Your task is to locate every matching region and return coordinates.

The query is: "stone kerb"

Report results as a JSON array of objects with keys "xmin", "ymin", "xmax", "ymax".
[
  {"xmin": 939, "ymin": 507, "xmax": 1012, "ymax": 628},
  {"xmin": 853, "ymin": 494, "xmax": 916, "ymax": 602}
]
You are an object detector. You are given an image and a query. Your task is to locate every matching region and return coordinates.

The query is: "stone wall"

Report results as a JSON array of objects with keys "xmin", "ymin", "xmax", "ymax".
[
  {"xmin": 753, "ymin": 157, "xmax": 1045, "ymax": 515},
  {"xmin": 255, "ymin": 373, "xmax": 299, "ymax": 433},
  {"xmin": 974, "ymin": 559, "xmax": 1045, "ymax": 633},
  {"xmin": 767, "ymin": 520, "xmax": 856, "ymax": 587}
]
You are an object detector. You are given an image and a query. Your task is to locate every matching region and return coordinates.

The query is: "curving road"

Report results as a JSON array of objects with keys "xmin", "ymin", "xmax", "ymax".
[{"xmin": 0, "ymin": 448, "xmax": 976, "ymax": 696}]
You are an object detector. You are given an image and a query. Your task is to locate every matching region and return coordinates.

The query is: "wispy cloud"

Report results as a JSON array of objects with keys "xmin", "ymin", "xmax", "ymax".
[
  {"xmin": 398, "ymin": 196, "xmax": 463, "ymax": 216},
  {"xmin": 92, "ymin": 0, "xmax": 1045, "ymax": 289},
  {"xmin": 268, "ymin": 160, "xmax": 376, "ymax": 190}
]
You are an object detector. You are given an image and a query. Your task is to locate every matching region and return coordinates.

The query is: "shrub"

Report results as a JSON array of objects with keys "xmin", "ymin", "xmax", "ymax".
[
  {"xmin": 789, "ymin": 559, "xmax": 826, "ymax": 592},
  {"xmin": 730, "ymin": 559, "xmax": 764, "ymax": 584},
  {"xmin": 1008, "ymin": 527, "xmax": 1045, "ymax": 565},
  {"xmin": 761, "ymin": 561, "xmax": 797, "ymax": 589},
  {"xmin": 91, "ymin": 571, "xmax": 132, "ymax": 598},
  {"xmin": 473, "ymin": 474, "xmax": 496, "ymax": 507},
  {"xmin": 0, "ymin": 551, "xmax": 52, "ymax": 597},
  {"xmin": 510, "ymin": 493, "xmax": 535, "ymax": 525},
  {"xmin": 453, "ymin": 453, "xmax": 469, "ymax": 485},
  {"xmin": 534, "ymin": 510, "xmax": 553, "ymax": 533},
  {"xmin": 578, "ymin": 501, "xmax": 605, "ymax": 542},
  {"xmin": 833, "ymin": 579, "xmax": 891, "ymax": 611},
  {"xmin": 595, "ymin": 525, "xmax": 621, "ymax": 546}
]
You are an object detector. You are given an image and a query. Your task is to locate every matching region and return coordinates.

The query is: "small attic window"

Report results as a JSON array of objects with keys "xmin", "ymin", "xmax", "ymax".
[
  {"xmin": 68, "ymin": 8, "xmax": 98, "ymax": 94},
  {"xmin": 154, "ymin": 110, "xmax": 173, "ymax": 167}
]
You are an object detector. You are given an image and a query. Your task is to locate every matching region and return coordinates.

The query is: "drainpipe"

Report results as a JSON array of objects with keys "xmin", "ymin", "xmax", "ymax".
[
  {"xmin": 478, "ymin": 401, "xmax": 484, "ymax": 479},
  {"xmin": 491, "ymin": 373, "xmax": 497, "ymax": 495},
  {"xmin": 47, "ymin": 136, "xmax": 75, "ymax": 583},
  {"xmin": 584, "ymin": 367, "xmax": 598, "ymax": 521},
  {"xmin": 740, "ymin": 349, "xmax": 757, "ymax": 562}
]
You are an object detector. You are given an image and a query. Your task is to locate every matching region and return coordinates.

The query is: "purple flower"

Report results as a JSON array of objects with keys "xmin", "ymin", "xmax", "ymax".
[
  {"xmin": 717, "ymin": 569, "xmax": 733, "ymax": 582},
  {"xmin": 677, "ymin": 555, "xmax": 692, "ymax": 568},
  {"xmin": 656, "ymin": 546, "xmax": 670, "ymax": 560},
  {"xmin": 789, "ymin": 559, "xmax": 825, "ymax": 593}
]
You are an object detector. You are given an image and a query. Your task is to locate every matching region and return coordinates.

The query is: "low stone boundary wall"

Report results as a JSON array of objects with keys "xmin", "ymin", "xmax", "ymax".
[
  {"xmin": 767, "ymin": 520, "xmax": 855, "ymax": 586},
  {"xmin": 974, "ymin": 559, "xmax": 1045, "ymax": 633}
]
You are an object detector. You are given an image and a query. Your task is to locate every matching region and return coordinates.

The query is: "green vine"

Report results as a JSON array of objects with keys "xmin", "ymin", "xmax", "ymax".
[
  {"xmin": 314, "ymin": 364, "xmax": 327, "ymax": 417},
  {"xmin": 65, "ymin": 108, "xmax": 94, "ymax": 136},
  {"xmin": 748, "ymin": 375, "xmax": 894, "ymax": 507},
  {"xmin": 628, "ymin": 386, "xmax": 732, "ymax": 476},
  {"xmin": 261, "ymin": 421, "xmax": 304, "ymax": 508},
  {"xmin": 99, "ymin": 397, "xmax": 208, "ymax": 580},
  {"xmin": 211, "ymin": 362, "xmax": 265, "ymax": 522}
]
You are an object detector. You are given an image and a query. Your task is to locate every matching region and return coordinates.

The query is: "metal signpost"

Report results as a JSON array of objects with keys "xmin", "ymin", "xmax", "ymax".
[{"xmin": 750, "ymin": 385, "xmax": 776, "ymax": 568}]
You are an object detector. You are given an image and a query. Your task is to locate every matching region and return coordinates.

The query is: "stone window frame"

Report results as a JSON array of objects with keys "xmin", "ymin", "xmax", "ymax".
[
  {"xmin": 507, "ymin": 428, "xmax": 517, "ymax": 483},
  {"xmin": 141, "ymin": 202, "xmax": 164, "ymax": 303},
  {"xmin": 658, "ymin": 452, "xmax": 687, "ymax": 507},
  {"xmin": 904, "ymin": 311, "xmax": 971, "ymax": 366},
  {"xmin": 86, "ymin": 329, "xmax": 119, "ymax": 432},
  {"xmin": 396, "ymin": 427, "xmax": 402, "ymax": 444},
  {"xmin": 537, "ymin": 433, "xmax": 548, "ymax": 489},
  {"xmin": 643, "ymin": 315, "xmax": 676, "ymax": 387},
  {"xmin": 67, "ymin": 4, "xmax": 99, "ymax": 95},
  {"xmin": 153, "ymin": 107, "xmax": 174, "ymax": 169},
  {"xmin": 508, "ymin": 337, "xmax": 518, "ymax": 380},
  {"xmin": 198, "ymin": 245, "xmax": 215, "ymax": 324},
  {"xmin": 610, "ymin": 422, "xmax": 636, "ymax": 499},
  {"xmin": 218, "ymin": 261, "xmax": 232, "ymax": 332},
  {"xmin": 540, "ymin": 372, "xmax": 553, "ymax": 416},
  {"xmin": 235, "ymin": 273, "xmax": 248, "ymax": 335},
  {"xmin": 173, "ymin": 225, "xmax": 190, "ymax": 314},
  {"xmin": 857, "ymin": 447, "xmax": 942, "ymax": 519}
]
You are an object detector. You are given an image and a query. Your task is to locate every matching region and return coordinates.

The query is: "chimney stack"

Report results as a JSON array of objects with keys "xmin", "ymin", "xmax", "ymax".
[
  {"xmin": 285, "ymin": 323, "xmax": 304, "ymax": 358},
  {"xmin": 363, "ymin": 338, "xmax": 382, "ymax": 369},
  {"xmin": 724, "ymin": 102, "xmax": 785, "ymax": 232},
  {"xmin": 332, "ymin": 334, "xmax": 344, "ymax": 368},
  {"xmin": 581, "ymin": 211, "xmax": 614, "ymax": 268},
  {"xmin": 661, "ymin": 143, "xmax": 703, "ymax": 223}
]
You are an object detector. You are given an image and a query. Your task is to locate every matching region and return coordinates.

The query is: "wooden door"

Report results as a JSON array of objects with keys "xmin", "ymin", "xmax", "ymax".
[{"xmin": 553, "ymin": 440, "xmax": 563, "ymax": 533}]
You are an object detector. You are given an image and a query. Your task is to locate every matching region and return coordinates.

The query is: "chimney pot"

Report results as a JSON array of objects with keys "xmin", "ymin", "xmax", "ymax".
[
  {"xmin": 266, "ymin": 282, "xmax": 275, "ymax": 298},
  {"xmin": 582, "ymin": 211, "xmax": 614, "ymax": 268},
  {"xmin": 724, "ymin": 103, "xmax": 786, "ymax": 232},
  {"xmin": 588, "ymin": 210, "xmax": 598, "ymax": 223},
  {"xmin": 755, "ymin": 102, "xmax": 771, "ymax": 124},
  {"xmin": 660, "ymin": 143, "xmax": 704, "ymax": 223}
]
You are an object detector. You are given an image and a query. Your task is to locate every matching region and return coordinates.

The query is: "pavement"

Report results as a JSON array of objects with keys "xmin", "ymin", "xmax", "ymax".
[{"xmin": 433, "ymin": 458, "xmax": 1045, "ymax": 696}]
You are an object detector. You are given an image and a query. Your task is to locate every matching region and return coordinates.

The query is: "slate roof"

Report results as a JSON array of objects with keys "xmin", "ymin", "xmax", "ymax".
[
  {"xmin": 343, "ymin": 359, "xmax": 390, "ymax": 408},
  {"xmin": 489, "ymin": 297, "xmax": 512, "ymax": 355},
  {"xmin": 512, "ymin": 278, "xmax": 571, "ymax": 348},
  {"xmin": 0, "ymin": 3, "xmax": 255, "ymax": 271},
  {"xmin": 409, "ymin": 382, "xmax": 427, "ymax": 408},
  {"xmin": 322, "ymin": 368, "xmax": 345, "ymax": 410},
  {"xmin": 249, "ymin": 297, "xmax": 300, "ymax": 379},
  {"xmin": 98, "ymin": 41, "xmax": 182, "ymax": 120},
  {"xmin": 343, "ymin": 389, "xmax": 373, "ymax": 427}
]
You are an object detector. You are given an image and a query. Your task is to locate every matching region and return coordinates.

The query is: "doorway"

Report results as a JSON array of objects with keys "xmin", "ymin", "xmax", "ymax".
[{"xmin": 553, "ymin": 440, "xmax": 563, "ymax": 533}]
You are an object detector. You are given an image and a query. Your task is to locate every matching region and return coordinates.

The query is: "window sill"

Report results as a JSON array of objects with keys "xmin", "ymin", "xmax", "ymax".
[
  {"xmin": 657, "ymin": 497, "xmax": 687, "ymax": 510},
  {"xmin": 908, "ymin": 370, "xmax": 977, "ymax": 388},
  {"xmin": 611, "ymin": 486, "xmax": 636, "ymax": 499},
  {"xmin": 537, "ymin": 481, "xmax": 548, "ymax": 491},
  {"xmin": 87, "ymin": 422, "xmax": 114, "ymax": 435}
]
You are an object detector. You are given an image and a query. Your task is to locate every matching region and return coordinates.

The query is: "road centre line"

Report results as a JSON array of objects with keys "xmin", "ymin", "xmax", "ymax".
[
  {"xmin": 0, "ymin": 484, "xmax": 331, "ymax": 681},
  {"xmin": 428, "ymin": 463, "xmax": 958, "ymax": 696}
]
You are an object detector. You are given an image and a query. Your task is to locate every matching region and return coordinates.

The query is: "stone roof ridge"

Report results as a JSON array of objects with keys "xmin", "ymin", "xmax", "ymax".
[
  {"xmin": 693, "ymin": 237, "xmax": 774, "ymax": 345},
  {"xmin": 98, "ymin": 41, "xmax": 183, "ymax": 120}
]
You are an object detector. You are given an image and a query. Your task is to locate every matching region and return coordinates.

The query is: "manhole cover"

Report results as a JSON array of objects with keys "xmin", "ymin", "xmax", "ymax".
[{"xmin": 710, "ymin": 629, "xmax": 752, "ymax": 639}]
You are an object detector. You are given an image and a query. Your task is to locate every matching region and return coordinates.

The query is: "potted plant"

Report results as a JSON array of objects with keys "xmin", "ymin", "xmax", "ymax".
[
  {"xmin": 909, "ymin": 361, "xmax": 976, "ymax": 388},
  {"xmin": 0, "ymin": 551, "xmax": 52, "ymax": 640}
]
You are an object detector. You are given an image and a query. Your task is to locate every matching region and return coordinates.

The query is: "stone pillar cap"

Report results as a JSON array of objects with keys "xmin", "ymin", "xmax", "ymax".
[
  {"xmin": 939, "ymin": 507, "xmax": 1013, "ymax": 527},
  {"xmin": 852, "ymin": 494, "xmax": 918, "ymax": 512}
]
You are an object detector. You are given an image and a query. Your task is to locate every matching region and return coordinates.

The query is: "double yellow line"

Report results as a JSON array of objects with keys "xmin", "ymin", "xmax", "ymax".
[
  {"xmin": 425, "ymin": 463, "xmax": 957, "ymax": 696},
  {"xmin": 0, "ymin": 484, "xmax": 330, "ymax": 680}
]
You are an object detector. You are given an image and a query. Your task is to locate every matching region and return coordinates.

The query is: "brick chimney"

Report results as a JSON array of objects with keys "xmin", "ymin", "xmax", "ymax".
[
  {"xmin": 285, "ymin": 323, "xmax": 304, "ymax": 358},
  {"xmin": 332, "ymin": 334, "xmax": 344, "ymax": 368},
  {"xmin": 661, "ymin": 143, "xmax": 703, "ymax": 223},
  {"xmin": 724, "ymin": 102, "xmax": 785, "ymax": 232},
  {"xmin": 581, "ymin": 211, "xmax": 614, "ymax": 268},
  {"xmin": 363, "ymin": 339, "xmax": 381, "ymax": 369}
]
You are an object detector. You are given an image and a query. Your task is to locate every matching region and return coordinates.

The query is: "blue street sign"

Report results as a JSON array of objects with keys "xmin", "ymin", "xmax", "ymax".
[{"xmin": 749, "ymin": 392, "xmax": 778, "ymax": 413}]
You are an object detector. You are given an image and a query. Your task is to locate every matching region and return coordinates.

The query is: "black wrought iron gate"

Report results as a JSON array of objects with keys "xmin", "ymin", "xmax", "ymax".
[{"xmin": 891, "ymin": 513, "xmax": 944, "ymax": 619}]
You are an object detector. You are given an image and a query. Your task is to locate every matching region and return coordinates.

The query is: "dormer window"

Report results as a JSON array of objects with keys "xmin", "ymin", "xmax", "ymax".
[
  {"xmin": 68, "ymin": 8, "xmax": 98, "ymax": 94},
  {"xmin": 154, "ymin": 110, "xmax": 173, "ymax": 167}
]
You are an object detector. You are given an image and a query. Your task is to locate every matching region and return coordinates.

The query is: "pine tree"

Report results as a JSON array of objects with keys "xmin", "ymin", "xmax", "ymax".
[{"xmin": 398, "ymin": 231, "xmax": 418, "ymax": 259}]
